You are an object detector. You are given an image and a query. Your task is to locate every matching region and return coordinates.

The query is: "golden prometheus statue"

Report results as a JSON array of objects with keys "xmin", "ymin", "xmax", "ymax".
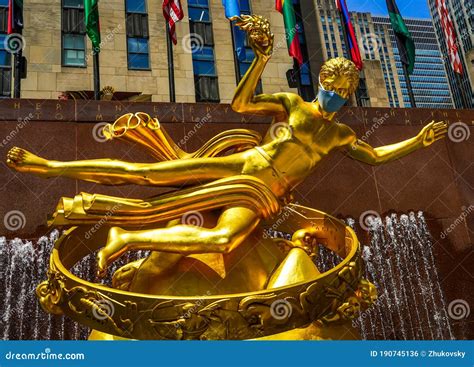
[{"xmin": 6, "ymin": 15, "xmax": 447, "ymax": 340}]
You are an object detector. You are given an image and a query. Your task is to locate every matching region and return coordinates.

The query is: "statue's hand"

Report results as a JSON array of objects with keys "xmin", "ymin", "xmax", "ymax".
[
  {"xmin": 231, "ymin": 14, "xmax": 274, "ymax": 60},
  {"xmin": 418, "ymin": 121, "xmax": 448, "ymax": 147}
]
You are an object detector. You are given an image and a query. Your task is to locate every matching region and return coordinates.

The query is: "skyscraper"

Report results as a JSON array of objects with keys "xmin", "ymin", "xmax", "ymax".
[
  {"xmin": 428, "ymin": 0, "xmax": 474, "ymax": 109},
  {"xmin": 309, "ymin": 0, "xmax": 453, "ymax": 109},
  {"xmin": 372, "ymin": 16, "xmax": 454, "ymax": 109}
]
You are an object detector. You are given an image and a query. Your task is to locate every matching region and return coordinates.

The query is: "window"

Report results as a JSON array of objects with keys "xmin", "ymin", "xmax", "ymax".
[
  {"xmin": 0, "ymin": 0, "xmax": 11, "ymax": 97},
  {"xmin": 188, "ymin": 0, "xmax": 219, "ymax": 102},
  {"xmin": 125, "ymin": 0, "xmax": 150, "ymax": 70},
  {"xmin": 62, "ymin": 0, "xmax": 86, "ymax": 67}
]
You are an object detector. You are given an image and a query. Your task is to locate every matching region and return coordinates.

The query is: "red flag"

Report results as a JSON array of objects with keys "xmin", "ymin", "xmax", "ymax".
[
  {"xmin": 163, "ymin": 0, "xmax": 184, "ymax": 45},
  {"xmin": 335, "ymin": 0, "xmax": 363, "ymax": 70},
  {"xmin": 8, "ymin": 0, "xmax": 23, "ymax": 35},
  {"xmin": 435, "ymin": 0, "xmax": 463, "ymax": 74},
  {"xmin": 275, "ymin": 0, "xmax": 303, "ymax": 65}
]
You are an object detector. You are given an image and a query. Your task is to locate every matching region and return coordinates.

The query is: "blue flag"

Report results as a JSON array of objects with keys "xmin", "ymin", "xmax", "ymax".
[
  {"xmin": 222, "ymin": 0, "xmax": 240, "ymax": 18},
  {"xmin": 222, "ymin": 0, "xmax": 246, "ymax": 63}
]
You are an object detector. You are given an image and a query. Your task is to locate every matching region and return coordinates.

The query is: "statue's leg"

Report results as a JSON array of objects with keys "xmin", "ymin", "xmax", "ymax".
[
  {"xmin": 6, "ymin": 146, "xmax": 244, "ymax": 186},
  {"xmin": 111, "ymin": 219, "xmax": 183, "ymax": 290},
  {"xmin": 97, "ymin": 206, "xmax": 260, "ymax": 276}
]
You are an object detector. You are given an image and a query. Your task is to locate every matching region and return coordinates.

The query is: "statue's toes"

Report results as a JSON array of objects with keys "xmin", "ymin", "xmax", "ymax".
[
  {"xmin": 6, "ymin": 147, "xmax": 25, "ymax": 166},
  {"xmin": 96, "ymin": 249, "xmax": 109, "ymax": 278}
]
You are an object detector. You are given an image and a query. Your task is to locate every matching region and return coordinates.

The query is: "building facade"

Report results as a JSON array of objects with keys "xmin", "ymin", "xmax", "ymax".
[
  {"xmin": 3, "ymin": 0, "xmax": 297, "ymax": 102},
  {"xmin": 428, "ymin": 0, "xmax": 474, "ymax": 109},
  {"xmin": 0, "ymin": 0, "xmax": 466, "ymax": 109}
]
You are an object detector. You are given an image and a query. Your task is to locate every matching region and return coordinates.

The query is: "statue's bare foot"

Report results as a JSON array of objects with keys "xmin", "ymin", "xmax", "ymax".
[
  {"xmin": 97, "ymin": 227, "xmax": 128, "ymax": 278},
  {"xmin": 112, "ymin": 258, "xmax": 146, "ymax": 290},
  {"xmin": 6, "ymin": 147, "xmax": 50, "ymax": 175}
]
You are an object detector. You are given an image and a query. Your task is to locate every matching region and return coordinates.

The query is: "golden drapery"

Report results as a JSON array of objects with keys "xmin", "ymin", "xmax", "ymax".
[{"xmin": 47, "ymin": 113, "xmax": 282, "ymax": 227}]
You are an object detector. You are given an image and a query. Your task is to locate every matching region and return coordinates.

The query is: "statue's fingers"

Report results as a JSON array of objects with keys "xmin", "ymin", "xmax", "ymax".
[
  {"xmin": 434, "ymin": 129, "xmax": 447, "ymax": 137},
  {"xmin": 434, "ymin": 127, "xmax": 448, "ymax": 135},
  {"xmin": 230, "ymin": 15, "xmax": 244, "ymax": 24}
]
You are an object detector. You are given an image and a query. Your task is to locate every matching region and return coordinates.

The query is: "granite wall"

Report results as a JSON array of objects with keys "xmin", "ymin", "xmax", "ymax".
[{"xmin": 0, "ymin": 99, "xmax": 472, "ymax": 338}]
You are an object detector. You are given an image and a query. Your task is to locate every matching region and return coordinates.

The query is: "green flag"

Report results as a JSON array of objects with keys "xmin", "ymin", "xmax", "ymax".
[
  {"xmin": 85, "ymin": 0, "xmax": 101, "ymax": 51},
  {"xmin": 386, "ymin": 0, "xmax": 415, "ymax": 74}
]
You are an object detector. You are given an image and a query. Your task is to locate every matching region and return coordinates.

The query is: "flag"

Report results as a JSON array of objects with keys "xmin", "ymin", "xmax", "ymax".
[
  {"xmin": 7, "ymin": 0, "xmax": 23, "ymax": 34},
  {"xmin": 84, "ymin": 0, "xmax": 101, "ymax": 51},
  {"xmin": 435, "ymin": 0, "xmax": 463, "ymax": 74},
  {"xmin": 163, "ymin": 0, "xmax": 184, "ymax": 45},
  {"xmin": 275, "ymin": 0, "xmax": 303, "ymax": 65},
  {"xmin": 386, "ymin": 0, "xmax": 415, "ymax": 74},
  {"xmin": 222, "ymin": 0, "xmax": 246, "ymax": 62},
  {"xmin": 335, "ymin": 0, "xmax": 363, "ymax": 70},
  {"xmin": 222, "ymin": 0, "xmax": 239, "ymax": 19}
]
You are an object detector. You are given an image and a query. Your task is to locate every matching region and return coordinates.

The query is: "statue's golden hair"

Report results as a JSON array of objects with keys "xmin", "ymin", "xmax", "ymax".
[{"xmin": 319, "ymin": 57, "xmax": 360, "ymax": 95}]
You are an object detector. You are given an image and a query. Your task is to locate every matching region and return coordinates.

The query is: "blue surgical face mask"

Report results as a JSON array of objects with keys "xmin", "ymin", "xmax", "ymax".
[{"xmin": 316, "ymin": 82, "xmax": 348, "ymax": 113}]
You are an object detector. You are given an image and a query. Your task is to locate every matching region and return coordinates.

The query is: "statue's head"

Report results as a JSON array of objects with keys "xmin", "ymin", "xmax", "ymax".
[{"xmin": 315, "ymin": 58, "xmax": 360, "ymax": 114}]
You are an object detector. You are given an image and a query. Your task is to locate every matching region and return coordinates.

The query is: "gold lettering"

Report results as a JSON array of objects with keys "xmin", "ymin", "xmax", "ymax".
[
  {"xmin": 36, "ymin": 103, "xmax": 42, "ymax": 110},
  {"xmin": 13, "ymin": 102, "xmax": 20, "ymax": 109},
  {"xmin": 96, "ymin": 114, "xmax": 103, "ymax": 121}
]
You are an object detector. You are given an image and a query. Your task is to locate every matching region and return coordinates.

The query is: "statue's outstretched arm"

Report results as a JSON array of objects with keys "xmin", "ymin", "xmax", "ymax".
[
  {"xmin": 346, "ymin": 121, "xmax": 447, "ymax": 165},
  {"xmin": 230, "ymin": 15, "xmax": 287, "ymax": 116}
]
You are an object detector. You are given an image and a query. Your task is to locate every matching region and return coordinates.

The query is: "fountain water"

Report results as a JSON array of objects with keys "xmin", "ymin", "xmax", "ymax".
[{"xmin": 0, "ymin": 212, "xmax": 455, "ymax": 340}]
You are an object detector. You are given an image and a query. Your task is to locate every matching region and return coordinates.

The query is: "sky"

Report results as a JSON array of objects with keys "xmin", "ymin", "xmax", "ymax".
[{"xmin": 346, "ymin": 0, "xmax": 431, "ymax": 19}]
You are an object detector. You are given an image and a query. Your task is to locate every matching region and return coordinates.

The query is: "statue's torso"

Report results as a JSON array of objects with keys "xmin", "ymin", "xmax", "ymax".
[{"xmin": 240, "ymin": 103, "xmax": 347, "ymax": 197}]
